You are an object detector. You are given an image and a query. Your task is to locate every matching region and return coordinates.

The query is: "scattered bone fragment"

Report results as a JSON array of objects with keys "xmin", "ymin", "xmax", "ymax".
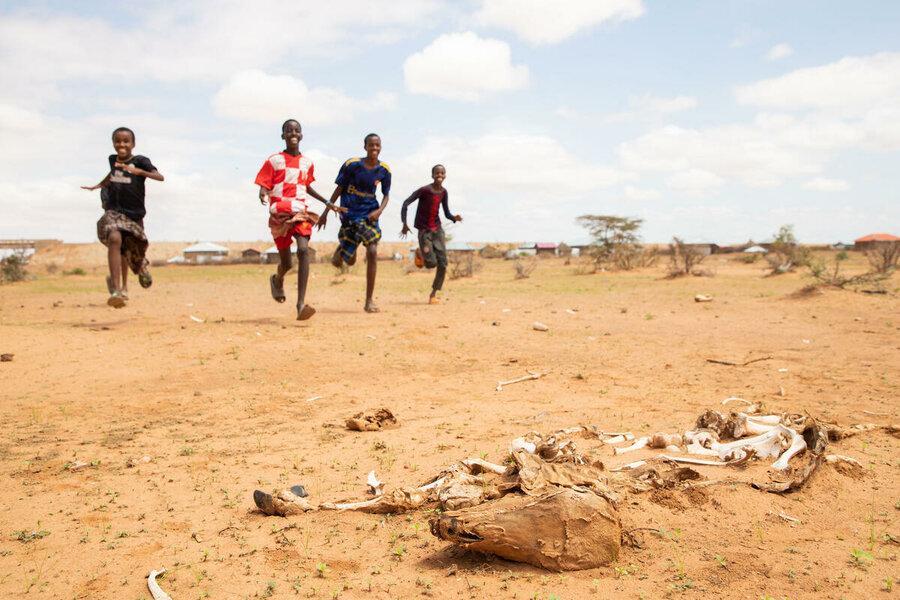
[
  {"xmin": 603, "ymin": 433, "xmax": 634, "ymax": 444},
  {"xmin": 66, "ymin": 460, "xmax": 89, "ymax": 471},
  {"xmin": 826, "ymin": 454, "xmax": 862, "ymax": 468},
  {"xmin": 532, "ymin": 322, "xmax": 549, "ymax": 331},
  {"xmin": 127, "ymin": 456, "xmax": 151, "ymax": 468},
  {"xmin": 610, "ymin": 460, "xmax": 646, "ymax": 471},
  {"xmin": 461, "ymin": 457, "xmax": 509, "ymax": 475},
  {"xmin": 650, "ymin": 433, "xmax": 682, "ymax": 448},
  {"xmin": 723, "ymin": 397, "xmax": 753, "ymax": 407},
  {"xmin": 430, "ymin": 488, "xmax": 620, "ymax": 571},
  {"xmin": 769, "ymin": 511, "xmax": 802, "ymax": 523},
  {"xmin": 613, "ymin": 437, "xmax": 649, "ymax": 455},
  {"xmin": 0, "ymin": 353, "xmax": 13, "ymax": 362},
  {"xmin": 189, "ymin": 315, "xmax": 204, "ymax": 323},
  {"xmin": 147, "ymin": 569, "xmax": 172, "ymax": 600},
  {"xmin": 191, "ymin": 532, "xmax": 202, "ymax": 543},
  {"xmin": 496, "ymin": 371, "xmax": 544, "ymax": 391},
  {"xmin": 367, "ymin": 471, "xmax": 384, "ymax": 496},
  {"xmin": 346, "ymin": 408, "xmax": 398, "ymax": 431},
  {"xmin": 771, "ymin": 428, "xmax": 807, "ymax": 471},
  {"xmin": 694, "ymin": 294, "xmax": 713, "ymax": 302}
]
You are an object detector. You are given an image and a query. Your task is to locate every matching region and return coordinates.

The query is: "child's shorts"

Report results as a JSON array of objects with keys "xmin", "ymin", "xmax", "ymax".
[
  {"xmin": 337, "ymin": 218, "xmax": 381, "ymax": 262},
  {"xmin": 269, "ymin": 200, "xmax": 314, "ymax": 249}
]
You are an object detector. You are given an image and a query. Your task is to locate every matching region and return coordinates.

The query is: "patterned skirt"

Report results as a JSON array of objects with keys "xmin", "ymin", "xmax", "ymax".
[{"xmin": 96, "ymin": 210, "xmax": 149, "ymax": 275}]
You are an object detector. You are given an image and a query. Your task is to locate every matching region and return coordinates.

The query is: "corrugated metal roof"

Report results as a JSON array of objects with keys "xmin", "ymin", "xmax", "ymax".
[{"xmin": 183, "ymin": 242, "xmax": 229, "ymax": 253}]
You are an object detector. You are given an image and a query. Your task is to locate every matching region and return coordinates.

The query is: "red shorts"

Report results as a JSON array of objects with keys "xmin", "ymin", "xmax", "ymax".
[{"xmin": 269, "ymin": 200, "xmax": 315, "ymax": 249}]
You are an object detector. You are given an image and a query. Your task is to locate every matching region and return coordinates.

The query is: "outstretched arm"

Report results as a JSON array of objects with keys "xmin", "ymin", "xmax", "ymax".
[
  {"xmin": 308, "ymin": 185, "xmax": 347, "ymax": 214},
  {"xmin": 118, "ymin": 162, "xmax": 164, "ymax": 182},
  {"xmin": 316, "ymin": 186, "xmax": 345, "ymax": 230},
  {"xmin": 81, "ymin": 174, "xmax": 110, "ymax": 191}
]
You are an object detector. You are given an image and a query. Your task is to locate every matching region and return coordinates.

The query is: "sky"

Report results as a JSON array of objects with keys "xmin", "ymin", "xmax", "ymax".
[{"xmin": 1, "ymin": 0, "xmax": 898, "ymax": 246}]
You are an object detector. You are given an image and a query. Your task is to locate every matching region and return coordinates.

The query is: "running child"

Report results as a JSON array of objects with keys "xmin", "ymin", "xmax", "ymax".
[
  {"xmin": 255, "ymin": 119, "xmax": 343, "ymax": 320},
  {"xmin": 400, "ymin": 164, "xmax": 462, "ymax": 304},
  {"xmin": 81, "ymin": 127, "xmax": 163, "ymax": 308},
  {"xmin": 318, "ymin": 133, "xmax": 391, "ymax": 313}
]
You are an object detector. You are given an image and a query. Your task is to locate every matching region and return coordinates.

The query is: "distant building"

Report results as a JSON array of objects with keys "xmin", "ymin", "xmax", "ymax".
[
  {"xmin": 854, "ymin": 233, "xmax": 900, "ymax": 251},
  {"xmin": 183, "ymin": 242, "xmax": 229, "ymax": 263},
  {"xmin": 265, "ymin": 244, "xmax": 315, "ymax": 264},
  {"xmin": 242, "ymin": 248, "xmax": 262, "ymax": 263},
  {"xmin": 517, "ymin": 242, "xmax": 557, "ymax": 257}
]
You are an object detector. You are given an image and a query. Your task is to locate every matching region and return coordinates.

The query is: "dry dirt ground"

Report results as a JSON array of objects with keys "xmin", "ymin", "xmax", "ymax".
[{"xmin": 1, "ymin": 248, "xmax": 898, "ymax": 600}]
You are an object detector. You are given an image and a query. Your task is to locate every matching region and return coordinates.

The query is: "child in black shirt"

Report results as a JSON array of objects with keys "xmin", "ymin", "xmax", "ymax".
[{"xmin": 82, "ymin": 127, "xmax": 164, "ymax": 308}]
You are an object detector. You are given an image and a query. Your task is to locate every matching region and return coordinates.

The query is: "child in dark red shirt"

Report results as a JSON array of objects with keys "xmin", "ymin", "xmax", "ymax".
[{"xmin": 400, "ymin": 164, "xmax": 462, "ymax": 304}]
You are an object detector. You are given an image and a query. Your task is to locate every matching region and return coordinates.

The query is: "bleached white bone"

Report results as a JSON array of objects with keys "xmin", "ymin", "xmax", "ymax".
[
  {"xmin": 715, "ymin": 425, "xmax": 791, "ymax": 460},
  {"xmin": 496, "ymin": 371, "xmax": 544, "ymax": 391},
  {"xmin": 367, "ymin": 471, "xmax": 383, "ymax": 496},
  {"xmin": 659, "ymin": 455, "xmax": 727, "ymax": 466},
  {"xmin": 826, "ymin": 454, "xmax": 862, "ymax": 467},
  {"xmin": 509, "ymin": 437, "xmax": 536, "ymax": 454},
  {"xmin": 462, "ymin": 458, "xmax": 508, "ymax": 475},
  {"xmin": 686, "ymin": 442, "xmax": 719, "ymax": 456},
  {"xmin": 148, "ymin": 569, "xmax": 172, "ymax": 600},
  {"xmin": 771, "ymin": 428, "xmax": 806, "ymax": 471},
  {"xmin": 613, "ymin": 437, "xmax": 649, "ymax": 455},
  {"xmin": 610, "ymin": 460, "xmax": 646, "ymax": 471},
  {"xmin": 603, "ymin": 433, "xmax": 634, "ymax": 444}
]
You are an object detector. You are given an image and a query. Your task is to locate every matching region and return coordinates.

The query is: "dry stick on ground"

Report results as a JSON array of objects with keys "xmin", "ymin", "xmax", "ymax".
[
  {"xmin": 496, "ymin": 371, "xmax": 545, "ymax": 391},
  {"xmin": 706, "ymin": 356, "xmax": 773, "ymax": 367}
]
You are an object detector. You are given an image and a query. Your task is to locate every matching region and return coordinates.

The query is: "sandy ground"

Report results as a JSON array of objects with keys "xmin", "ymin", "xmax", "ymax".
[{"xmin": 0, "ymin": 248, "xmax": 898, "ymax": 600}]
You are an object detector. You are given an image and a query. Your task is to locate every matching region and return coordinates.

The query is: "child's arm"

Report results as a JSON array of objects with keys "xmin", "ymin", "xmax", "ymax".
[
  {"xmin": 117, "ymin": 162, "xmax": 164, "ymax": 182},
  {"xmin": 308, "ymin": 186, "xmax": 347, "ymax": 214},
  {"xmin": 316, "ymin": 186, "xmax": 344, "ymax": 230},
  {"xmin": 441, "ymin": 191, "xmax": 462, "ymax": 223},
  {"xmin": 399, "ymin": 189, "xmax": 420, "ymax": 237},
  {"xmin": 81, "ymin": 174, "xmax": 111, "ymax": 191},
  {"xmin": 368, "ymin": 193, "xmax": 389, "ymax": 222},
  {"xmin": 259, "ymin": 186, "xmax": 271, "ymax": 205}
]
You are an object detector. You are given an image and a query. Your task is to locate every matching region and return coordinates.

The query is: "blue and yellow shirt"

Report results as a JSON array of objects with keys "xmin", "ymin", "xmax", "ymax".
[{"xmin": 335, "ymin": 158, "xmax": 391, "ymax": 221}]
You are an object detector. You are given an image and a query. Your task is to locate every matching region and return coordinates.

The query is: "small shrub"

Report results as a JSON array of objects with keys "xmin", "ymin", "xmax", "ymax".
[
  {"xmin": 64, "ymin": 267, "xmax": 87, "ymax": 276},
  {"xmin": 865, "ymin": 241, "xmax": 900, "ymax": 274},
  {"xmin": 667, "ymin": 237, "xmax": 706, "ymax": 277},
  {"xmin": 1, "ymin": 253, "xmax": 28, "ymax": 283},
  {"xmin": 765, "ymin": 225, "xmax": 812, "ymax": 275},
  {"xmin": 514, "ymin": 256, "xmax": 538, "ymax": 279},
  {"xmin": 448, "ymin": 253, "xmax": 482, "ymax": 280}
]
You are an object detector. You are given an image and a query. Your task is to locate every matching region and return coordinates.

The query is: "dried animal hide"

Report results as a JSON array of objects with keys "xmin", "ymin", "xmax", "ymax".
[
  {"xmin": 511, "ymin": 451, "xmax": 614, "ymax": 500},
  {"xmin": 346, "ymin": 408, "xmax": 398, "ymax": 431},
  {"xmin": 430, "ymin": 487, "xmax": 620, "ymax": 571}
]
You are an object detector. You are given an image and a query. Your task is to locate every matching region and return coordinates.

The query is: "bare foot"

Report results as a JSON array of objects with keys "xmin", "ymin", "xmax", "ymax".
[
  {"xmin": 364, "ymin": 303, "xmax": 380, "ymax": 313},
  {"xmin": 331, "ymin": 247, "xmax": 343, "ymax": 268}
]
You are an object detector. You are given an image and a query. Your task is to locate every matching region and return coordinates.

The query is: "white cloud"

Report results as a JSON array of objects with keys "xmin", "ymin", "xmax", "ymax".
[
  {"xmin": 403, "ymin": 32, "xmax": 529, "ymax": 101},
  {"xmin": 665, "ymin": 169, "xmax": 725, "ymax": 196},
  {"xmin": 735, "ymin": 52, "xmax": 900, "ymax": 115},
  {"xmin": 630, "ymin": 94, "xmax": 697, "ymax": 113},
  {"xmin": 555, "ymin": 106, "xmax": 581, "ymax": 120},
  {"xmin": 212, "ymin": 70, "xmax": 396, "ymax": 126},
  {"xmin": 764, "ymin": 43, "xmax": 793, "ymax": 61},
  {"xmin": 474, "ymin": 0, "xmax": 645, "ymax": 45},
  {"xmin": 619, "ymin": 124, "xmax": 821, "ymax": 187},
  {"xmin": 801, "ymin": 177, "xmax": 850, "ymax": 192},
  {"xmin": 0, "ymin": 1, "xmax": 445, "ymax": 102},
  {"xmin": 623, "ymin": 185, "xmax": 660, "ymax": 201}
]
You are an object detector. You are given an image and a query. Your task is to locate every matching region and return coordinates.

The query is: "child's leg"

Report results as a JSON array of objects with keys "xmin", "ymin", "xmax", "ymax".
[
  {"xmin": 365, "ymin": 242, "xmax": 378, "ymax": 310},
  {"xmin": 107, "ymin": 230, "xmax": 123, "ymax": 292},
  {"xmin": 276, "ymin": 247, "xmax": 292, "ymax": 283},
  {"xmin": 295, "ymin": 236, "xmax": 311, "ymax": 311},
  {"xmin": 120, "ymin": 259, "xmax": 129, "ymax": 295},
  {"xmin": 431, "ymin": 231, "xmax": 448, "ymax": 296}
]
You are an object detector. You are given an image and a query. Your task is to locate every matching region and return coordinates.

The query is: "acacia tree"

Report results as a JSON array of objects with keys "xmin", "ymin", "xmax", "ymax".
[
  {"xmin": 576, "ymin": 215, "xmax": 651, "ymax": 270},
  {"xmin": 766, "ymin": 225, "xmax": 811, "ymax": 275},
  {"xmin": 668, "ymin": 237, "xmax": 706, "ymax": 276}
]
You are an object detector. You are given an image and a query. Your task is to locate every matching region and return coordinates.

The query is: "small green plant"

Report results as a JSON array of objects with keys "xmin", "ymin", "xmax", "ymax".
[
  {"xmin": 316, "ymin": 562, "xmax": 330, "ymax": 578},
  {"xmin": 884, "ymin": 575, "xmax": 894, "ymax": 592},
  {"xmin": 715, "ymin": 554, "xmax": 727, "ymax": 568},
  {"xmin": 660, "ymin": 528, "xmax": 686, "ymax": 579},
  {"xmin": 180, "ymin": 446, "xmax": 194, "ymax": 456},
  {"xmin": 13, "ymin": 526, "xmax": 50, "ymax": 543},
  {"xmin": 261, "ymin": 580, "xmax": 276, "ymax": 598},
  {"xmin": 391, "ymin": 545, "xmax": 406, "ymax": 560},
  {"xmin": 849, "ymin": 548, "xmax": 873, "ymax": 568}
]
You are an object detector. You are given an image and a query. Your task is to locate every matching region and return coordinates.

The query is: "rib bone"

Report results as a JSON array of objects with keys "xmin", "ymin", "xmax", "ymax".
[
  {"xmin": 148, "ymin": 569, "xmax": 172, "ymax": 600},
  {"xmin": 613, "ymin": 437, "xmax": 649, "ymax": 455}
]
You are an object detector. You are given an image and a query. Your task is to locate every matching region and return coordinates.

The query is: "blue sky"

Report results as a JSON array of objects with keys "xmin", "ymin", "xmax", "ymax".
[{"xmin": 1, "ymin": 0, "xmax": 898, "ymax": 244}]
